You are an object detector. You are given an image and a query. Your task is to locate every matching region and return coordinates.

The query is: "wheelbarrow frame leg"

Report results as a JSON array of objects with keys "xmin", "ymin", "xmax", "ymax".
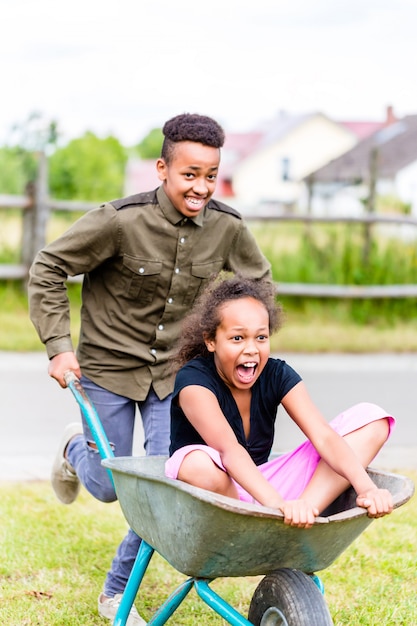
[
  {"xmin": 113, "ymin": 552, "xmax": 254, "ymax": 625},
  {"xmin": 114, "ymin": 541, "xmax": 154, "ymax": 626},
  {"xmin": 146, "ymin": 578, "xmax": 195, "ymax": 625},
  {"xmin": 195, "ymin": 580, "xmax": 253, "ymax": 625},
  {"xmin": 118, "ymin": 574, "xmax": 255, "ymax": 626}
]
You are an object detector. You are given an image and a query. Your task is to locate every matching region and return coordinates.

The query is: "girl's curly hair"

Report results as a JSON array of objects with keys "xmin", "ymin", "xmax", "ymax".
[
  {"xmin": 172, "ymin": 273, "xmax": 283, "ymax": 370},
  {"xmin": 161, "ymin": 113, "xmax": 225, "ymax": 163}
]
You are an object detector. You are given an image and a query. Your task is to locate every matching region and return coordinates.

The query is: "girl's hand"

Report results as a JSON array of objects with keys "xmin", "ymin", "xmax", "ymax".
[
  {"xmin": 356, "ymin": 488, "xmax": 393, "ymax": 517},
  {"xmin": 279, "ymin": 499, "xmax": 319, "ymax": 529}
]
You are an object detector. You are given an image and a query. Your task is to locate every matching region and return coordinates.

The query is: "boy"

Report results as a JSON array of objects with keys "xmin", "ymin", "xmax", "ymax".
[{"xmin": 28, "ymin": 112, "xmax": 271, "ymax": 624}]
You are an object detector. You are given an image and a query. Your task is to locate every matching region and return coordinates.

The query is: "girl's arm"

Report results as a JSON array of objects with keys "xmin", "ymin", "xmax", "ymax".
[
  {"xmin": 178, "ymin": 385, "xmax": 286, "ymax": 510},
  {"xmin": 281, "ymin": 381, "xmax": 393, "ymax": 516}
]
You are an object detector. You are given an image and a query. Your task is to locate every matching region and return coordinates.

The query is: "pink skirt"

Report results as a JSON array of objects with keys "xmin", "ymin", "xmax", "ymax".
[{"xmin": 165, "ymin": 402, "xmax": 395, "ymax": 503}]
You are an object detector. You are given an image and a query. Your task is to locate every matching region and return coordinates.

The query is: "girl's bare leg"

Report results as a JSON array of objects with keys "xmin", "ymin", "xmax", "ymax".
[
  {"xmin": 178, "ymin": 450, "xmax": 240, "ymax": 498},
  {"xmin": 300, "ymin": 417, "xmax": 390, "ymax": 513}
]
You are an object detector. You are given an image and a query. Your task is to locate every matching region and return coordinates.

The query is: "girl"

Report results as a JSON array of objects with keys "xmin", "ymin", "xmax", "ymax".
[{"xmin": 165, "ymin": 275, "xmax": 395, "ymax": 528}]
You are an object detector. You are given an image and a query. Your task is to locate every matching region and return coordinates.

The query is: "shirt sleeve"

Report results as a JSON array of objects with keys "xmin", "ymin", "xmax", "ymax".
[
  {"xmin": 227, "ymin": 221, "xmax": 272, "ymax": 281},
  {"xmin": 254, "ymin": 358, "xmax": 302, "ymax": 420},
  {"xmin": 173, "ymin": 359, "xmax": 218, "ymax": 402},
  {"xmin": 28, "ymin": 204, "xmax": 120, "ymax": 358},
  {"xmin": 272, "ymin": 359, "xmax": 302, "ymax": 399}
]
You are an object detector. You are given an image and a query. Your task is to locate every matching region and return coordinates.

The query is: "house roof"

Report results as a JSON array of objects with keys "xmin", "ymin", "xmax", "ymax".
[
  {"xmin": 246, "ymin": 110, "xmax": 353, "ymax": 152},
  {"xmin": 339, "ymin": 120, "xmax": 385, "ymax": 139},
  {"xmin": 338, "ymin": 106, "xmax": 398, "ymax": 139},
  {"xmin": 124, "ymin": 159, "xmax": 160, "ymax": 196},
  {"xmin": 257, "ymin": 111, "xmax": 317, "ymax": 147},
  {"xmin": 224, "ymin": 131, "xmax": 263, "ymax": 155},
  {"xmin": 307, "ymin": 115, "xmax": 417, "ymax": 183},
  {"xmin": 220, "ymin": 131, "xmax": 263, "ymax": 178}
]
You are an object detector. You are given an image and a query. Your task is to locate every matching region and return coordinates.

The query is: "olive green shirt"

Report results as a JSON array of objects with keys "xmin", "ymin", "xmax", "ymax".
[{"xmin": 28, "ymin": 186, "xmax": 271, "ymax": 401}]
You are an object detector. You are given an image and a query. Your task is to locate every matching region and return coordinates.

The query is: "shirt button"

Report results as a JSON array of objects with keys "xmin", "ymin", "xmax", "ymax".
[
  {"xmin": 158, "ymin": 324, "xmax": 164, "ymax": 330},
  {"xmin": 151, "ymin": 348, "xmax": 156, "ymax": 355},
  {"xmin": 175, "ymin": 268, "xmax": 180, "ymax": 274},
  {"xmin": 139, "ymin": 267, "xmax": 145, "ymax": 274},
  {"xmin": 180, "ymin": 237, "xmax": 186, "ymax": 244},
  {"xmin": 167, "ymin": 298, "xmax": 173, "ymax": 304}
]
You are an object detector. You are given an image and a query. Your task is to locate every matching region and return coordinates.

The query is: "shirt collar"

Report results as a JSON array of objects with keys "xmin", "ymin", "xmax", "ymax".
[{"xmin": 157, "ymin": 185, "xmax": 205, "ymax": 227}]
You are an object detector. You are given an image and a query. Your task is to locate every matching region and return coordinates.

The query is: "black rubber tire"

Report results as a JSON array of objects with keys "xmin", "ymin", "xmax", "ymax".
[{"xmin": 248, "ymin": 568, "xmax": 334, "ymax": 626}]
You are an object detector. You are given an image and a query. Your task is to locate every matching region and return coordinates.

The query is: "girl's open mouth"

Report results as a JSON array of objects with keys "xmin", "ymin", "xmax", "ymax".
[{"xmin": 236, "ymin": 362, "xmax": 258, "ymax": 384}]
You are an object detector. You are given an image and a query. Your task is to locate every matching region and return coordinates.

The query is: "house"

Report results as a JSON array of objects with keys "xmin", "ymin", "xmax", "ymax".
[
  {"xmin": 217, "ymin": 130, "xmax": 264, "ymax": 199},
  {"xmin": 124, "ymin": 109, "xmax": 393, "ymax": 214},
  {"xmin": 228, "ymin": 111, "xmax": 357, "ymax": 214},
  {"xmin": 303, "ymin": 112, "xmax": 417, "ymax": 217},
  {"xmin": 123, "ymin": 130, "xmax": 264, "ymax": 199}
]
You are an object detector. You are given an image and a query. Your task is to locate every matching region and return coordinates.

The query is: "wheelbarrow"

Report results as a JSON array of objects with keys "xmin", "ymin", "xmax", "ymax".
[{"xmin": 64, "ymin": 372, "xmax": 414, "ymax": 626}]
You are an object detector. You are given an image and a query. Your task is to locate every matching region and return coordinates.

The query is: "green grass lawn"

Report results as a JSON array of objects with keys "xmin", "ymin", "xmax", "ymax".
[{"xmin": 0, "ymin": 475, "xmax": 415, "ymax": 625}]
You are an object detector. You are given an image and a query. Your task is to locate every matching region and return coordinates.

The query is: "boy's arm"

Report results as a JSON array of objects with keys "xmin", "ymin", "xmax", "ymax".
[
  {"xmin": 28, "ymin": 204, "xmax": 119, "ymax": 361},
  {"xmin": 227, "ymin": 221, "xmax": 272, "ymax": 282},
  {"xmin": 28, "ymin": 244, "xmax": 77, "ymax": 359}
]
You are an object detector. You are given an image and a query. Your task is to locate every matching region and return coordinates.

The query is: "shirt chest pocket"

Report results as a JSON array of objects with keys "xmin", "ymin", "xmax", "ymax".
[
  {"xmin": 182, "ymin": 259, "xmax": 224, "ymax": 306},
  {"xmin": 122, "ymin": 255, "xmax": 162, "ymax": 303}
]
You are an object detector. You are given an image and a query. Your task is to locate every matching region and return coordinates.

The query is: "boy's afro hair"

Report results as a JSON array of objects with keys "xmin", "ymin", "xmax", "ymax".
[{"xmin": 162, "ymin": 113, "xmax": 225, "ymax": 148}]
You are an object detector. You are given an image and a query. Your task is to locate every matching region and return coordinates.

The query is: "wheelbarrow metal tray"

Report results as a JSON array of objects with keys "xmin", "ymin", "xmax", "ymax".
[{"xmin": 103, "ymin": 456, "xmax": 414, "ymax": 579}]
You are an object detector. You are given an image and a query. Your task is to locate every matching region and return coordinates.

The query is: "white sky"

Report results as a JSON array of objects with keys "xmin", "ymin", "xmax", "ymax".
[{"xmin": 2, "ymin": 0, "xmax": 417, "ymax": 146}]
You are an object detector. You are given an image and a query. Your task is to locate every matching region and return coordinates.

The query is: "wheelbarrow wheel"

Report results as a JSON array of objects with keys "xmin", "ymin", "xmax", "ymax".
[{"xmin": 248, "ymin": 568, "xmax": 334, "ymax": 626}]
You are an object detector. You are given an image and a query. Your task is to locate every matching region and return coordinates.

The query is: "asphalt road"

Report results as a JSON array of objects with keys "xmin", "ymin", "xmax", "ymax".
[{"xmin": 1, "ymin": 351, "xmax": 416, "ymax": 482}]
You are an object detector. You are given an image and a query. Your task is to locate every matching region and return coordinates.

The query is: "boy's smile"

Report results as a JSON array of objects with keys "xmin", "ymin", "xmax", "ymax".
[
  {"xmin": 205, "ymin": 297, "xmax": 271, "ymax": 392},
  {"xmin": 156, "ymin": 141, "xmax": 220, "ymax": 218}
]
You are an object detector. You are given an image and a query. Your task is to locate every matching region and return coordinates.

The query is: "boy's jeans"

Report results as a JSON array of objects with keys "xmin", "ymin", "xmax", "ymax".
[{"xmin": 66, "ymin": 375, "xmax": 171, "ymax": 596}]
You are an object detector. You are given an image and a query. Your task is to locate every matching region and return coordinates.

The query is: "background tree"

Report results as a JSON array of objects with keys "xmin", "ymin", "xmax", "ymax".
[
  {"xmin": 134, "ymin": 127, "xmax": 163, "ymax": 159},
  {"xmin": 49, "ymin": 132, "xmax": 127, "ymax": 201},
  {"xmin": 0, "ymin": 147, "xmax": 32, "ymax": 194},
  {"xmin": 0, "ymin": 111, "xmax": 58, "ymax": 194},
  {"xmin": 0, "ymin": 115, "xmax": 160, "ymax": 199}
]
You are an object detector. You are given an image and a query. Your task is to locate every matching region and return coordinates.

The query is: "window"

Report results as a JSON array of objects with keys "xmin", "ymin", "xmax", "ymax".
[{"xmin": 281, "ymin": 157, "xmax": 290, "ymax": 181}]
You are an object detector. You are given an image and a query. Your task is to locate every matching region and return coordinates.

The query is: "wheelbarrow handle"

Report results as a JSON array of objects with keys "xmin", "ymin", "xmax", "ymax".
[{"xmin": 64, "ymin": 370, "xmax": 115, "ymax": 476}]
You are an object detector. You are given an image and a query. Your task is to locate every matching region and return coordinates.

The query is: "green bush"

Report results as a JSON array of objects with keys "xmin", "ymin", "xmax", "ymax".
[{"xmin": 250, "ymin": 222, "xmax": 417, "ymax": 324}]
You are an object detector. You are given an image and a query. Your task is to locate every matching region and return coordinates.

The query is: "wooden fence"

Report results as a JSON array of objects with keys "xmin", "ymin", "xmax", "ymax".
[{"xmin": 1, "ymin": 152, "xmax": 417, "ymax": 297}]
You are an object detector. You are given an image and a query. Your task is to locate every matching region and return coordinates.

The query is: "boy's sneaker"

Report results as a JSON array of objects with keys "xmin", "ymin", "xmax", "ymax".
[
  {"xmin": 98, "ymin": 593, "xmax": 146, "ymax": 625},
  {"xmin": 51, "ymin": 422, "xmax": 83, "ymax": 504}
]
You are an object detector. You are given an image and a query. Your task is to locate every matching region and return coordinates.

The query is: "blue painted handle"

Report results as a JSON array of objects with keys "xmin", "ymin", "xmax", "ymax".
[{"xmin": 64, "ymin": 370, "xmax": 115, "ymax": 485}]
